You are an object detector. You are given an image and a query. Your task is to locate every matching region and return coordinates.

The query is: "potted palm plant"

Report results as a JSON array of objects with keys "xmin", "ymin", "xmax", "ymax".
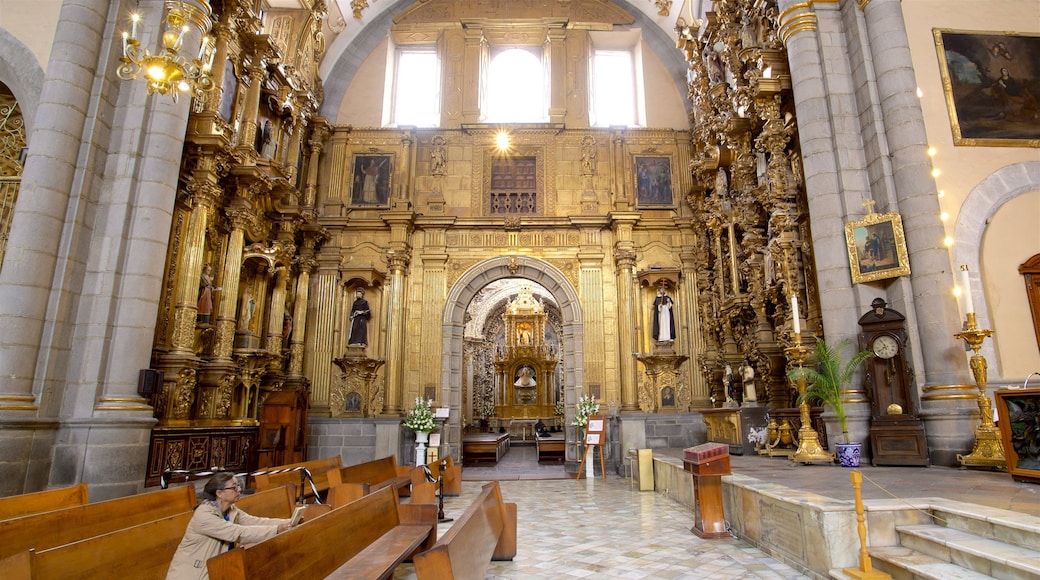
[{"xmin": 788, "ymin": 337, "xmax": 874, "ymax": 467}]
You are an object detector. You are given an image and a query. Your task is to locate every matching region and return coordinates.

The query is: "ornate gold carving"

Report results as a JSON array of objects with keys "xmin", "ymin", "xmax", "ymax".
[{"xmin": 170, "ymin": 368, "xmax": 197, "ymax": 420}]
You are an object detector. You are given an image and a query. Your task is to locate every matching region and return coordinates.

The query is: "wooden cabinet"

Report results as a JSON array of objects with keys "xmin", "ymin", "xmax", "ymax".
[
  {"xmin": 257, "ymin": 388, "xmax": 309, "ymax": 469},
  {"xmin": 994, "ymin": 387, "xmax": 1040, "ymax": 484}
]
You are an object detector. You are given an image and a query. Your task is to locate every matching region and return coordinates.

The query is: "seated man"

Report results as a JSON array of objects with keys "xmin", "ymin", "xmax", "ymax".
[{"xmin": 535, "ymin": 420, "xmax": 549, "ymax": 437}]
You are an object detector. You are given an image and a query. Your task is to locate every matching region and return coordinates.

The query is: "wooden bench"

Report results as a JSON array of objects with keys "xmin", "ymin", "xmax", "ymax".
[
  {"xmin": 410, "ymin": 455, "xmax": 462, "ymax": 504},
  {"xmin": 3, "ymin": 510, "xmax": 193, "ymax": 579},
  {"xmin": 536, "ymin": 433, "xmax": 566, "ymax": 463},
  {"xmin": 326, "ymin": 455, "xmax": 414, "ymax": 498},
  {"xmin": 462, "ymin": 432, "xmax": 510, "ymax": 465},
  {"xmin": 207, "ymin": 486, "xmax": 437, "ymax": 580},
  {"xmin": 251, "ymin": 455, "xmax": 342, "ymax": 501},
  {"xmin": 412, "ymin": 481, "xmax": 517, "ymax": 579},
  {"xmin": 0, "ymin": 483, "xmax": 88, "ymax": 521},
  {"xmin": 0, "ymin": 484, "xmax": 196, "ymax": 562}
]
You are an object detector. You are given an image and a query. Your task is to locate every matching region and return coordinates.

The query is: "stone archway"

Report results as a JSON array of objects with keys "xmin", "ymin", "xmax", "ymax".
[{"xmin": 440, "ymin": 255, "xmax": 584, "ymax": 461}]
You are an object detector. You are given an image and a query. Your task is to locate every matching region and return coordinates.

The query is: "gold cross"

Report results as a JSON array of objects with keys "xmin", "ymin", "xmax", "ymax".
[{"xmin": 862, "ymin": 198, "xmax": 877, "ymax": 215}]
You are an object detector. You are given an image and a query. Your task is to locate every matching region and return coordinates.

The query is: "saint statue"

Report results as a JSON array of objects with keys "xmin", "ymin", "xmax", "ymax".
[
  {"xmin": 348, "ymin": 288, "xmax": 371, "ymax": 347},
  {"xmin": 196, "ymin": 264, "xmax": 220, "ymax": 324},
  {"xmin": 741, "ymin": 358, "xmax": 757, "ymax": 403},
  {"xmin": 652, "ymin": 286, "xmax": 675, "ymax": 343},
  {"xmin": 514, "ymin": 366, "xmax": 537, "ymax": 388}
]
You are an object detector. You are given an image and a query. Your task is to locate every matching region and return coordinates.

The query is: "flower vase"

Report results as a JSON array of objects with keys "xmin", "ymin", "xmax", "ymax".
[
  {"xmin": 414, "ymin": 430, "xmax": 429, "ymax": 466},
  {"xmin": 835, "ymin": 442, "xmax": 861, "ymax": 467}
]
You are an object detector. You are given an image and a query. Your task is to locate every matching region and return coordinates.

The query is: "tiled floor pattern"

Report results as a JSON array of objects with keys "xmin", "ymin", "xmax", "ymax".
[
  {"xmin": 394, "ymin": 445, "xmax": 811, "ymax": 579},
  {"xmin": 394, "ymin": 477, "xmax": 811, "ymax": 579}
]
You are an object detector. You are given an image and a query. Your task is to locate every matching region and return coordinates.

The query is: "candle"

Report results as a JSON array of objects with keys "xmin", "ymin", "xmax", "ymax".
[
  {"xmin": 130, "ymin": 13, "xmax": 139, "ymax": 40},
  {"xmin": 791, "ymin": 294, "xmax": 800, "ymax": 334},
  {"xmin": 960, "ymin": 265, "xmax": 974, "ymax": 314}
]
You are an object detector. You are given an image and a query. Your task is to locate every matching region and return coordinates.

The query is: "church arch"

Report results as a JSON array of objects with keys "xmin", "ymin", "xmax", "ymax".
[
  {"xmin": 953, "ymin": 160, "xmax": 1040, "ymax": 377},
  {"xmin": 440, "ymin": 255, "xmax": 584, "ymax": 457},
  {"xmin": 0, "ymin": 27, "xmax": 43, "ymax": 137}
]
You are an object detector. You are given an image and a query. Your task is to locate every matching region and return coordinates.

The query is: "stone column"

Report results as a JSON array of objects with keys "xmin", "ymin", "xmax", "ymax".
[
  {"xmin": 0, "ymin": 0, "xmax": 113, "ymax": 411},
  {"xmin": 305, "ymin": 254, "xmax": 339, "ymax": 414},
  {"xmin": 859, "ymin": 0, "xmax": 977, "ymax": 465},
  {"xmin": 612, "ymin": 213, "xmax": 641, "ymax": 411},
  {"xmin": 383, "ymin": 252, "xmax": 410, "ymax": 415},
  {"xmin": 546, "ymin": 27, "xmax": 567, "ymax": 123},
  {"xmin": 462, "ymin": 27, "xmax": 486, "ymax": 123},
  {"xmin": 288, "ymin": 254, "xmax": 315, "ymax": 377}
]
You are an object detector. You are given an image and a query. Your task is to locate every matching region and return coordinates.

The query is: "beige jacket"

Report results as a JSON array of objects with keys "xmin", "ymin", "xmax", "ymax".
[{"xmin": 166, "ymin": 501, "xmax": 289, "ymax": 580}]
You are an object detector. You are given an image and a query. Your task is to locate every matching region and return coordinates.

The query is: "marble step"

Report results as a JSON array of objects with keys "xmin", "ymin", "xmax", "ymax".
[
  {"xmin": 896, "ymin": 523, "xmax": 1040, "ymax": 579},
  {"xmin": 868, "ymin": 546, "xmax": 995, "ymax": 580},
  {"xmin": 927, "ymin": 499, "xmax": 1040, "ymax": 551}
]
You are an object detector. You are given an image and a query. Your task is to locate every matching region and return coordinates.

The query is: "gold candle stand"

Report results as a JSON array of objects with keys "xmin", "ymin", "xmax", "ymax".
[
  {"xmin": 954, "ymin": 313, "xmax": 1005, "ymax": 469},
  {"xmin": 787, "ymin": 333, "xmax": 835, "ymax": 464}
]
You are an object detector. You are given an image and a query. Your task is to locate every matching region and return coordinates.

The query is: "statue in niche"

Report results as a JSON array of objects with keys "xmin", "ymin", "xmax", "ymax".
[
  {"xmin": 431, "ymin": 135, "xmax": 447, "ymax": 176},
  {"xmin": 514, "ymin": 366, "xmax": 536, "ymax": 388},
  {"xmin": 348, "ymin": 288, "xmax": 371, "ymax": 347},
  {"xmin": 238, "ymin": 288, "xmax": 256, "ymax": 333},
  {"xmin": 197, "ymin": 264, "xmax": 221, "ymax": 324},
  {"xmin": 741, "ymin": 357, "xmax": 758, "ymax": 402},
  {"xmin": 703, "ymin": 43, "xmax": 725, "ymax": 85},
  {"xmin": 580, "ymin": 135, "xmax": 597, "ymax": 175},
  {"xmin": 652, "ymin": 286, "xmax": 675, "ymax": 343}
]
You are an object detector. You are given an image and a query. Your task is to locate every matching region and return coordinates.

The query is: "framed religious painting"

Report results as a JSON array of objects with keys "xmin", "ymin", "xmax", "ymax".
[
  {"xmin": 934, "ymin": 29, "xmax": 1040, "ymax": 147},
  {"xmin": 349, "ymin": 153, "xmax": 394, "ymax": 207},
  {"xmin": 634, "ymin": 156, "xmax": 674, "ymax": 208},
  {"xmin": 844, "ymin": 211, "xmax": 911, "ymax": 284}
]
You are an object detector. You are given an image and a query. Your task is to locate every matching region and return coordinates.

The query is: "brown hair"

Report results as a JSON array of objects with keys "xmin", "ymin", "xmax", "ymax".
[{"xmin": 202, "ymin": 472, "xmax": 236, "ymax": 501}]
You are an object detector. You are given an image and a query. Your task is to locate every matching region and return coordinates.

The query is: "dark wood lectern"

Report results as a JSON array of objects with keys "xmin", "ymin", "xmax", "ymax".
[{"xmin": 683, "ymin": 442, "xmax": 731, "ymax": 539}]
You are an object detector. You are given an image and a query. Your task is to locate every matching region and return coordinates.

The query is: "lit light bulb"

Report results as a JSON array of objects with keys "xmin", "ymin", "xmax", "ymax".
[
  {"xmin": 927, "ymin": 147, "xmax": 936, "ymax": 157},
  {"xmin": 943, "ymin": 236, "xmax": 954, "ymax": 247},
  {"xmin": 495, "ymin": 131, "xmax": 510, "ymax": 151},
  {"xmin": 931, "ymin": 168, "xmax": 940, "ymax": 178},
  {"xmin": 940, "ymin": 212, "xmax": 949, "ymax": 221}
]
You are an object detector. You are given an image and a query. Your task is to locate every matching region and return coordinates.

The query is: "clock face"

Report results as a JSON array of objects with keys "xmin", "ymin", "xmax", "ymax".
[{"xmin": 872, "ymin": 335, "xmax": 899, "ymax": 359}]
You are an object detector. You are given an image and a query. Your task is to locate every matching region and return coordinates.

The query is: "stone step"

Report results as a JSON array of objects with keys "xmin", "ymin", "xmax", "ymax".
[
  {"xmin": 927, "ymin": 499, "xmax": 1040, "ymax": 551},
  {"xmin": 868, "ymin": 546, "xmax": 995, "ymax": 580},
  {"xmin": 896, "ymin": 523, "xmax": 1040, "ymax": 579}
]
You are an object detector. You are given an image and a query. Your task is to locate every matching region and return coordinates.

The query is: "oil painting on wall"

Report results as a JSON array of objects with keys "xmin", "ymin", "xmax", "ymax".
[
  {"xmin": 935, "ymin": 30, "xmax": 1040, "ymax": 146},
  {"xmin": 634, "ymin": 156, "xmax": 674, "ymax": 207},
  {"xmin": 844, "ymin": 212, "xmax": 911, "ymax": 284},
  {"xmin": 350, "ymin": 154, "xmax": 393, "ymax": 206}
]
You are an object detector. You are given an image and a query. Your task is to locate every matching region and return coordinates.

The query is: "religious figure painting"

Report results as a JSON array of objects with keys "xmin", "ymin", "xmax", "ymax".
[
  {"xmin": 350, "ymin": 154, "xmax": 393, "ymax": 206},
  {"xmin": 634, "ymin": 156, "xmax": 674, "ymax": 207},
  {"xmin": 844, "ymin": 212, "xmax": 911, "ymax": 284},
  {"xmin": 934, "ymin": 29, "xmax": 1040, "ymax": 147}
]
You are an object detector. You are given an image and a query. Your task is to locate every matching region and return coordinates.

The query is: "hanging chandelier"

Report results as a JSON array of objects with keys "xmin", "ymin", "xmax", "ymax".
[{"xmin": 117, "ymin": 1, "xmax": 215, "ymax": 102}]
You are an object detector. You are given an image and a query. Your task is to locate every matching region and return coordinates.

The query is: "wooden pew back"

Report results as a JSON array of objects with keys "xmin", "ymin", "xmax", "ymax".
[
  {"xmin": 251, "ymin": 456, "xmax": 342, "ymax": 499},
  {"xmin": 409, "ymin": 455, "xmax": 462, "ymax": 497},
  {"xmin": 0, "ymin": 483, "xmax": 88, "ymax": 521},
  {"xmin": 235, "ymin": 484, "xmax": 296, "ymax": 519},
  {"xmin": 0, "ymin": 485, "xmax": 197, "ymax": 561},
  {"xmin": 326, "ymin": 455, "xmax": 409, "ymax": 488},
  {"xmin": 413, "ymin": 481, "xmax": 517, "ymax": 580},
  {"xmin": 207, "ymin": 486, "xmax": 433, "ymax": 580},
  {"xmin": 14, "ymin": 511, "xmax": 193, "ymax": 580}
]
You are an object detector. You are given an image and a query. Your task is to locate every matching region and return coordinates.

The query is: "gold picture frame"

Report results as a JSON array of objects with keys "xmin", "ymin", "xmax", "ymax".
[
  {"xmin": 934, "ymin": 29, "xmax": 1040, "ymax": 147},
  {"xmin": 844, "ymin": 212, "xmax": 911, "ymax": 284}
]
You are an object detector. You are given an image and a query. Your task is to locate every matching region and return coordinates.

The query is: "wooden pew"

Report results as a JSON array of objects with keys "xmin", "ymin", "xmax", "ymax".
[
  {"xmin": 207, "ymin": 486, "xmax": 437, "ymax": 580},
  {"xmin": 410, "ymin": 455, "xmax": 462, "ymax": 504},
  {"xmin": 3, "ymin": 511, "xmax": 193, "ymax": 580},
  {"xmin": 412, "ymin": 481, "xmax": 517, "ymax": 580},
  {"xmin": 462, "ymin": 432, "xmax": 510, "ymax": 465},
  {"xmin": 326, "ymin": 455, "xmax": 414, "ymax": 498},
  {"xmin": 251, "ymin": 455, "xmax": 342, "ymax": 501},
  {"xmin": 0, "ymin": 483, "xmax": 88, "ymax": 521},
  {"xmin": 0, "ymin": 485, "xmax": 196, "ymax": 562},
  {"xmin": 536, "ymin": 433, "xmax": 566, "ymax": 463}
]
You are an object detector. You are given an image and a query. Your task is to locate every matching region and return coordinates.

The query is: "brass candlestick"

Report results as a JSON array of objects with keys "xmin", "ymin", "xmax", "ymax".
[
  {"xmin": 954, "ymin": 313, "xmax": 1005, "ymax": 469},
  {"xmin": 787, "ymin": 333, "xmax": 835, "ymax": 464}
]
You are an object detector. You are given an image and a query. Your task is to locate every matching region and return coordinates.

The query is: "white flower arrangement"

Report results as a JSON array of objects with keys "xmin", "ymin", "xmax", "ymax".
[
  {"xmin": 402, "ymin": 397, "xmax": 436, "ymax": 432},
  {"xmin": 572, "ymin": 394, "xmax": 600, "ymax": 429},
  {"xmin": 554, "ymin": 400, "xmax": 564, "ymax": 416}
]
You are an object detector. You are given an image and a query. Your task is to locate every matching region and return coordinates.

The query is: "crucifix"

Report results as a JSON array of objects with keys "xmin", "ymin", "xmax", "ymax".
[{"xmin": 862, "ymin": 198, "xmax": 877, "ymax": 215}]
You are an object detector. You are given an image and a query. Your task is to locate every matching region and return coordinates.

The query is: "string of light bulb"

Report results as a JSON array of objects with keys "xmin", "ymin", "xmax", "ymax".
[{"xmin": 117, "ymin": 1, "xmax": 215, "ymax": 102}]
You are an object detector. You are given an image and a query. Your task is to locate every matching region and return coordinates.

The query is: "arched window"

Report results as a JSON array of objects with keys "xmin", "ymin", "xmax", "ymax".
[{"xmin": 484, "ymin": 48, "xmax": 546, "ymax": 123}]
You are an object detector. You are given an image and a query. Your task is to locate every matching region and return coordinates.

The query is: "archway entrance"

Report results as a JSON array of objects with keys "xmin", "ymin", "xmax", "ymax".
[{"xmin": 440, "ymin": 256, "xmax": 584, "ymax": 467}]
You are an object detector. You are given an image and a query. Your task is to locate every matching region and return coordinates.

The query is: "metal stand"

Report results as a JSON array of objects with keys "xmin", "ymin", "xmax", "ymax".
[
  {"xmin": 437, "ymin": 458, "xmax": 453, "ymax": 523},
  {"xmin": 787, "ymin": 334, "xmax": 834, "ymax": 464},
  {"xmin": 955, "ymin": 313, "xmax": 1006, "ymax": 469}
]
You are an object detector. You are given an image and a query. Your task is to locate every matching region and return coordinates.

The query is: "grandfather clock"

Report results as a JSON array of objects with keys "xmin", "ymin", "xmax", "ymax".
[{"xmin": 858, "ymin": 298, "xmax": 930, "ymax": 466}]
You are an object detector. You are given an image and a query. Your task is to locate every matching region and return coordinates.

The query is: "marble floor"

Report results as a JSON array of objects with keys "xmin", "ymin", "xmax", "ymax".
[{"xmin": 394, "ymin": 446, "xmax": 812, "ymax": 579}]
